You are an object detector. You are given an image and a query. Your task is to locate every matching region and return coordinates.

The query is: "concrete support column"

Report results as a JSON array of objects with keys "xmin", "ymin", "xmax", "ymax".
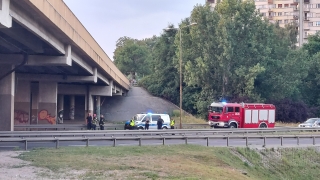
[
  {"xmin": 0, "ymin": 0, "xmax": 12, "ymax": 28},
  {"xmin": 85, "ymin": 85, "xmax": 93, "ymax": 123},
  {"xmin": 0, "ymin": 65, "xmax": 14, "ymax": 131},
  {"xmin": 88, "ymin": 94, "xmax": 93, "ymax": 114},
  {"xmin": 57, "ymin": 95, "xmax": 64, "ymax": 124},
  {"xmin": 31, "ymin": 83, "xmax": 39, "ymax": 124},
  {"xmin": 69, "ymin": 95, "xmax": 75, "ymax": 120},
  {"xmin": 95, "ymin": 96, "xmax": 100, "ymax": 121},
  {"xmin": 38, "ymin": 82, "xmax": 57, "ymax": 124},
  {"xmin": 14, "ymin": 80, "xmax": 30, "ymax": 125}
]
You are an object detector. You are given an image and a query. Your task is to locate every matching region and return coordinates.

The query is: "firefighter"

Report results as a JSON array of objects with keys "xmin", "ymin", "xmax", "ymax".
[
  {"xmin": 170, "ymin": 118, "xmax": 175, "ymax": 129},
  {"xmin": 92, "ymin": 114, "xmax": 98, "ymax": 130},
  {"xmin": 129, "ymin": 118, "xmax": 135, "ymax": 130}
]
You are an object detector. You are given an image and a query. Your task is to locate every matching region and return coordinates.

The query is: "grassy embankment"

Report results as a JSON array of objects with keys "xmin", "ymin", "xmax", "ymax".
[{"xmin": 17, "ymin": 145, "xmax": 320, "ymax": 180}]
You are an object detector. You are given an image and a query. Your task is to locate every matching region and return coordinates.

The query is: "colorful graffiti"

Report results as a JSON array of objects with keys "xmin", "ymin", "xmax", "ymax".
[
  {"xmin": 14, "ymin": 110, "xmax": 29, "ymax": 124},
  {"xmin": 38, "ymin": 109, "xmax": 56, "ymax": 124}
]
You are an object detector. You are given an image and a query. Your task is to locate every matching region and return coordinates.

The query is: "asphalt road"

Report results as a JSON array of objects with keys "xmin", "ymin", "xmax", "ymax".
[{"xmin": 1, "ymin": 137, "xmax": 320, "ymax": 151}]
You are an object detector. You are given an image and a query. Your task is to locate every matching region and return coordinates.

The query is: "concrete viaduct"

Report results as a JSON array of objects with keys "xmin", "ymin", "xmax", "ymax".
[{"xmin": 0, "ymin": 0, "xmax": 130, "ymax": 131}]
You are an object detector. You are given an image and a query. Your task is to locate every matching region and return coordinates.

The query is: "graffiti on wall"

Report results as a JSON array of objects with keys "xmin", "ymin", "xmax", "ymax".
[
  {"xmin": 38, "ymin": 109, "xmax": 56, "ymax": 124},
  {"xmin": 14, "ymin": 110, "xmax": 29, "ymax": 124}
]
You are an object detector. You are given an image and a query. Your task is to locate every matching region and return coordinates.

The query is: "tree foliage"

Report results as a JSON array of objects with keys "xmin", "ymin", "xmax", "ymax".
[
  {"xmin": 113, "ymin": 0, "xmax": 320, "ymax": 122},
  {"xmin": 113, "ymin": 37, "xmax": 151, "ymax": 79}
]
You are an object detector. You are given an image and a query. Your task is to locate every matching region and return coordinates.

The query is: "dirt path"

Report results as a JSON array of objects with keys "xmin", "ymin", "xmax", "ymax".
[
  {"xmin": 0, "ymin": 151, "xmax": 44, "ymax": 180},
  {"xmin": 0, "ymin": 151, "xmax": 87, "ymax": 180}
]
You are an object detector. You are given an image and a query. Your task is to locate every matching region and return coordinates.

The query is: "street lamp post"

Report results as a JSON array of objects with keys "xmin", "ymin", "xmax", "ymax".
[{"xmin": 164, "ymin": 23, "xmax": 197, "ymax": 129}]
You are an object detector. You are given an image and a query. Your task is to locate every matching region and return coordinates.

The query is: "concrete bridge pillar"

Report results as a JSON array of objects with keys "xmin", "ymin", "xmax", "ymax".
[
  {"xmin": 57, "ymin": 94, "xmax": 64, "ymax": 124},
  {"xmin": 0, "ymin": 0, "xmax": 12, "ymax": 28},
  {"xmin": 95, "ymin": 96, "xmax": 101, "ymax": 121},
  {"xmin": 69, "ymin": 95, "xmax": 75, "ymax": 120},
  {"xmin": 0, "ymin": 65, "xmax": 14, "ymax": 131},
  {"xmin": 31, "ymin": 83, "xmax": 39, "ymax": 124},
  {"xmin": 85, "ymin": 88, "xmax": 94, "ymax": 123},
  {"xmin": 38, "ymin": 82, "xmax": 57, "ymax": 124},
  {"xmin": 14, "ymin": 80, "xmax": 31, "ymax": 125}
]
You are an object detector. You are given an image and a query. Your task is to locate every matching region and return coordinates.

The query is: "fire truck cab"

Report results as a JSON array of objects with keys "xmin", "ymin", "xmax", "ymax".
[{"xmin": 208, "ymin": 102, "xmax": 275, "ymax": 128}]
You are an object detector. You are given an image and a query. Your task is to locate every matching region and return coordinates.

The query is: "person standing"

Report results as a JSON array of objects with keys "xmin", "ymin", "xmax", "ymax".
[
  {"xmin": 129, "ymin": 118, "xmax": 135, "ymax": 130},
  {"xmin": 92, "ymin": 114, "xmax": 98, "ymax": 130},
  {"xmin": 86, "ymin": 113, "xmax": 92, "ymax": 130},
  {"xmin": 99, "ymin": 114, "xmax": 105, "ymax": 130},
  {"xmin": 145, "ymin": 118, "xmax": 150, "ymax": 130},
  {"xmin": 157, "ymin": 116, "xmax": 164, "ymax": 130},
  {"xmin": 170, "ymin": 118, "xmax": 175, "ymax": 129}
]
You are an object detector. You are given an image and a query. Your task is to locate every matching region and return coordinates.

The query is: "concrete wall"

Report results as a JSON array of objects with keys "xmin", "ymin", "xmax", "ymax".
[
  {"xmin": 0, "ymin": 65, "xmax": 14, "ymax": 131},
  {"xmin": 14, "ymin": 80, "xmax": 30, "ymax": 125},
  {"xmin": 38, "ymin": 82, "xmax": 57, "ymax": 124},
  {"xmin": 31, "ymin": 82, "xmax": 39, "ymax": 124}
]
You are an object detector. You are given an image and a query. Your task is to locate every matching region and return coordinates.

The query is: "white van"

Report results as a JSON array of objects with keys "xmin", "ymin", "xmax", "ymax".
[{"xmin": 134, "ymin": 113, "xmax": 170, "ymax": 130}]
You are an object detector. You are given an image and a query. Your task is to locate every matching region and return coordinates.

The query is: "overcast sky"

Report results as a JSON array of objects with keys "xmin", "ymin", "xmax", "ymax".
[{"xmin": 63, "ymin": 0, "xmax": 204, "ymax": 60}]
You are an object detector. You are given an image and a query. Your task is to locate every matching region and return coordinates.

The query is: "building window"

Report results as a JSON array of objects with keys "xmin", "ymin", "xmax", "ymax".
[
  {"xmin": 278, "ymin": 12, "xmax": 282, "ymax": 16},
  {"xmin": 316, "ymin": 22, "xmax": 320, "ymax": 26},
  {"xmin": 309, "ymin": 22, "xmax": 313, "ymax": 27},
  {"xmin": 316, "ymin": 4, "xmax": 320, "ymax": 8},
  {"xmin": 261, "ymin": 13, "xmax": 266, "ymax": 16},
  {"xmin": 284, "ymin": 19, "xmax": 288, "ymax": 24},
  {"xmin": 284, "ymin": 12, "xmax": 289, "ymax": 16},
  {"xmin": 278, "ymin": 20, "xmax": 282, "ymax": 24},
  {"xmin": 278, "ymin": 4, "xmax": 282, "ymax": 8},
  {"xmin": 284, "ymin": 4, "xmax": 289, "ymax": 8}
]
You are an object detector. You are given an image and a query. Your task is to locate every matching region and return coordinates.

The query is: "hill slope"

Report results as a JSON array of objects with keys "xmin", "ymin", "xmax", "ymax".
[{"xmin": 101, "ymin": 87, "xmax": 179, "ymax": 122}]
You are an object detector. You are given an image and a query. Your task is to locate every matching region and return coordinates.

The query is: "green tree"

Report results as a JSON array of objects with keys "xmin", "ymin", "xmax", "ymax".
[
  {"xmin": 113, "ymin": 37, "xmax": 151, "ymax": 80},
  {"xmin": 140, "ymin": 25, "xmax": 180, "ymax": 103},
  {"xmin": 302, "ymin": 32, "xmax": 320, "ymax": 56}
]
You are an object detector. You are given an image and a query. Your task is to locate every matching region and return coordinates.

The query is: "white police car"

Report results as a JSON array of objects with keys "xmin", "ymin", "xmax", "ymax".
[{"xmin": 133, "ymin": 113, "xmax": 171, "ymax": 130}]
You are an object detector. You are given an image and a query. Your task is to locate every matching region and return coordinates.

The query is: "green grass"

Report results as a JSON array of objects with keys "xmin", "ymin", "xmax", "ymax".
[{"xmin": 17, "ymin": 145, "xmax": 320, "ymax": 180}]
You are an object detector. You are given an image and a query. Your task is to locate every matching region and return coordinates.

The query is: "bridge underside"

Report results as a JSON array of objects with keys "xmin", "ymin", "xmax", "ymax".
[{"xmin": 0, "ymin": 0, "xmax": 128, "ymax": 131}]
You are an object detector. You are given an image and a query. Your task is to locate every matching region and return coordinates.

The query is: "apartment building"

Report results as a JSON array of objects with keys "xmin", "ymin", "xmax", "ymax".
[{"xmin": 206, "ymin": 0, "xmax": 320, "ymax": 46}]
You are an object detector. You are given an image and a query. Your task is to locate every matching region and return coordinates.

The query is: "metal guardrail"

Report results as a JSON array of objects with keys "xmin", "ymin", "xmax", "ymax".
[
  {"xmin": 1, "ymin": 134, "xmax": 319, "ymax": 150},
  {"xmin": 2, "ymin": 127, "xmax": 320, "ymax": 138},
  {"xmin": 14, "ymin": 124, "xmax": 210, "ymax": 131}
]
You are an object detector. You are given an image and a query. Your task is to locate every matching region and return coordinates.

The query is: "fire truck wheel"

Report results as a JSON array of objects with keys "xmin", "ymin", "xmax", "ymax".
[
  {"xmin": 229, "ymin": 122, "xmax": 237, "ymax": 128},
  {"xmin": 259, "ymin": 123, "xmax": 267, "ymax": 128}
]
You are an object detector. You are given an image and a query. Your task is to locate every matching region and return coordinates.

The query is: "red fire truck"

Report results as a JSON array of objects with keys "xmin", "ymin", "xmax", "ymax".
[{"xmin": 208, "ymin": 102, "xmax": 276, "ymax": 128}]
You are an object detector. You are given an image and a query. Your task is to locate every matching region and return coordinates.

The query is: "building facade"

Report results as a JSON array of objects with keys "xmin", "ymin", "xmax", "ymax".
[{"xmin": 206, "ymin": 0, "xmax": 320, "ymax": 46}]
